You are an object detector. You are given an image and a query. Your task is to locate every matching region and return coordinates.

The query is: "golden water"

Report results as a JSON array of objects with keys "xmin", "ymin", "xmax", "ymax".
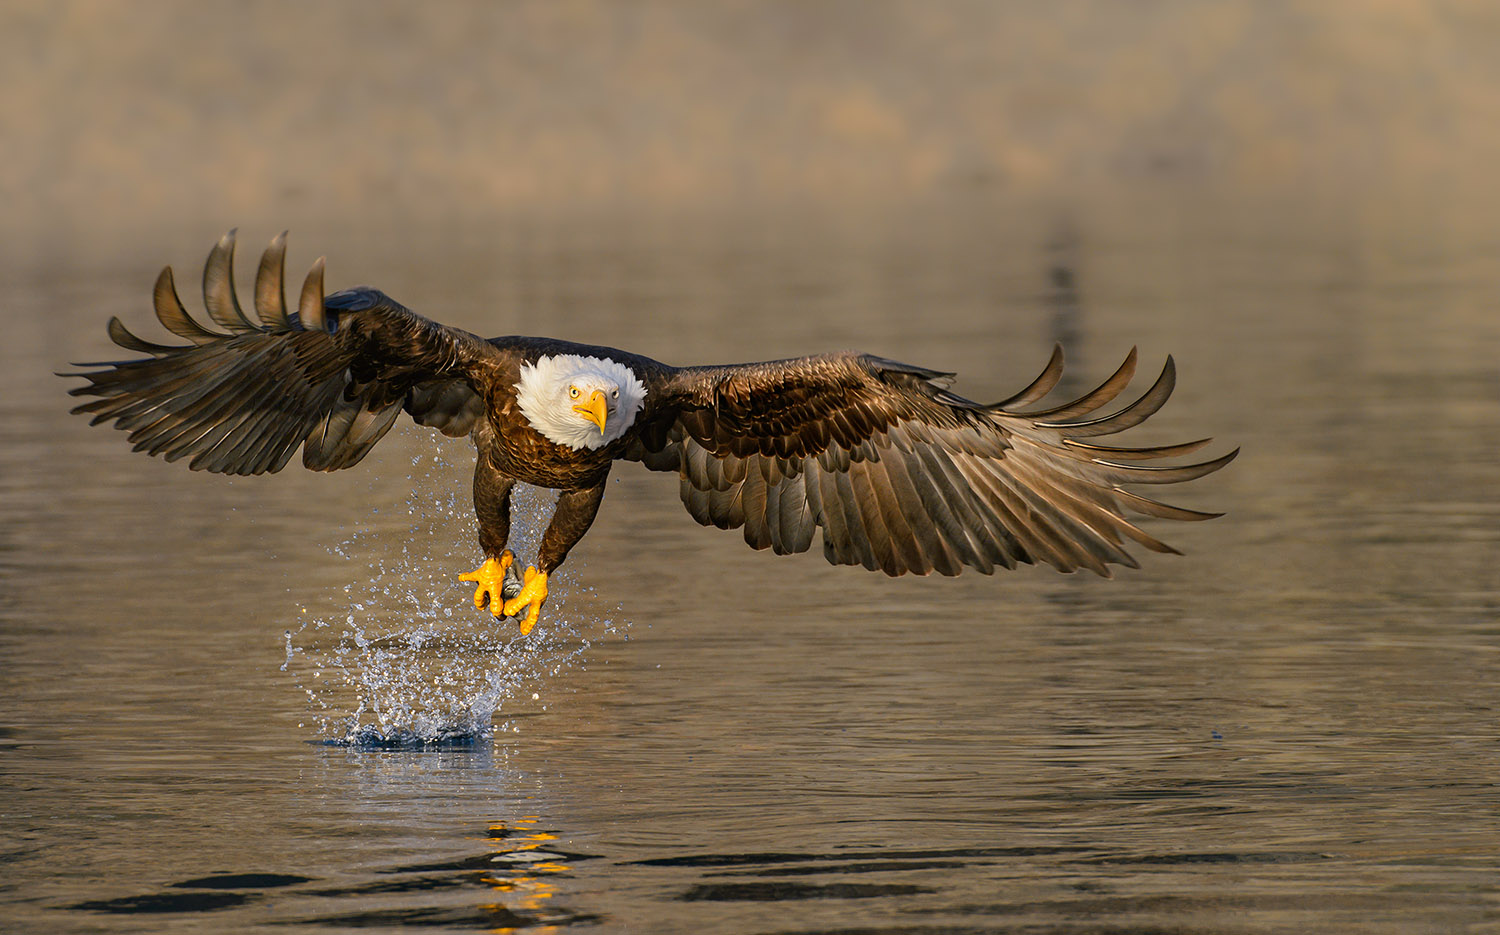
[{"xmin": 3, "ymin": 196, "xmax": 1498, "ymax": 932}]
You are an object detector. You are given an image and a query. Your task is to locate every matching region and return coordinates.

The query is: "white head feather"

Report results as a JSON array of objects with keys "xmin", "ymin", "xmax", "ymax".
[{"xmin": 515, "ymin": 354, "xmax": 647, "ymax": 451}]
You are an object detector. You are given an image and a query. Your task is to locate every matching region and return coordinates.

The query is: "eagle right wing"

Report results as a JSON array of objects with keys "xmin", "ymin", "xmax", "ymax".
[
  {"xmin": 627, "ymin": 349, "xmax": 1236, "ymax": 577},
  {"xmin": 66, "ymin": 232, "xmax": 494, "ymax": 476}
]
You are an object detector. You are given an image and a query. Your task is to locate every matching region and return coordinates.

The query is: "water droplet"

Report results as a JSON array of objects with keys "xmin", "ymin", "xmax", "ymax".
[{"xmin": 281, "ymin": 455, "xmax": 629, "ymax": 745}]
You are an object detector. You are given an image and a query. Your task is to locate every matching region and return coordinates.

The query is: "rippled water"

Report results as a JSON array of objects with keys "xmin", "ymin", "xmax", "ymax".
[{"xmin": 3, "ymin": 197, "xmax": 1498, "ymax": 933}]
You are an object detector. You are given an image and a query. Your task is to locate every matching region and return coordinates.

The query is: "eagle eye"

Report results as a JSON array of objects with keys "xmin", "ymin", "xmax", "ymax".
[
  {"xmin": 611, "ymin": 389, "xmax": 619, "ymax": 399},
  {"xmin": 569, "ymin": 386, "xmax": 580, "ymax": 399}
]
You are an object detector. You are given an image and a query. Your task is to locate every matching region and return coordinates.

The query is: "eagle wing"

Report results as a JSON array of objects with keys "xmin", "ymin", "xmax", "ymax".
[
  {"xmin": 626, "ymin": 349, "xmax": 1236, "ymax": 576},
  {"xmin": 67, "ymin": 232, "xmax": 493, "ymax": 475}
]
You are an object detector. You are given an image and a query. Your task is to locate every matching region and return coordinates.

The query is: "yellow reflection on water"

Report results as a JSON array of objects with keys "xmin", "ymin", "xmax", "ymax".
[{"xmin": 479, "ymin": 816, "xmax": 573, "ymax": 935}]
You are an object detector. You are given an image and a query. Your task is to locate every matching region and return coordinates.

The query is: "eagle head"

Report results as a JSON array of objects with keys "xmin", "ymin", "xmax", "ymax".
[{"xmin": 515, "ymin": 354, "xmax": 647, "ymax": 451}]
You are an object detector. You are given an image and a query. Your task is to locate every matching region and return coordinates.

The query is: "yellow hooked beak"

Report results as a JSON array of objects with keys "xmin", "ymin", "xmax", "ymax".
[{"xmin": 572, "ymin": 389, "xmax": 608, "ymax": 432}]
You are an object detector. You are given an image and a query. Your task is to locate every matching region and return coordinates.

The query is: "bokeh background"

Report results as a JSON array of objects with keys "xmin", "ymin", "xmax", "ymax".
[{"xmin": 5, "ymin": 0, "xmax": 1500, "ymax": 257}]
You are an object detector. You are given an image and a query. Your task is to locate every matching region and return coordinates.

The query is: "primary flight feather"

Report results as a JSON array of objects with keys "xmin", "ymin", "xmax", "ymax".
[{"xmin": 67, "ymin": 232, "xmax": 1237, "ymax": 633}]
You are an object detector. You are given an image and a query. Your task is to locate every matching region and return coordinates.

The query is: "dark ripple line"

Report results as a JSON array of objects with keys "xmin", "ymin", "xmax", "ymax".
[
  {"xmin": 629, "ymin": 845, "xmax": 1090, "ymax": 868},
  {"xmin": 682, "ymin": 882, "xmax": 934, "ymax": 902},
  {"xmin": 70, "ymin": 892, "xmax": 251, "ymax": 914},
  {"xmin": 170, "ymin": 872, "xmax": 313, "ymax": 889},
  {"xmin": 705, "ymin": 860, "xmax": 970, "ymax": 878},
  {"xmin": 1070, "ymin": 850, "xmax": 1332, "ymax": 866},
  {"xmin": 274, "ymin": 904, "xmax": 602, "ymax": 928}
]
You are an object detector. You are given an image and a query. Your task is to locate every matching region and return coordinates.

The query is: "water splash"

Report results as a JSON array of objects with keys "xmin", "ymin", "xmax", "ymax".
[{"xmin": 281, "ymin": 440, "xmax": 627, "ymax": 746}]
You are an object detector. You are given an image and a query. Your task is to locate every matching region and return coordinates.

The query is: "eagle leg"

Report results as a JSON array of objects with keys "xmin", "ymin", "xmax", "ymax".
[
  {"xmin": 459, "ymin": 550, "xmax": 518, "ymax": 619},
  {"xmin": 501, "ymin": 567, "xmax": 548, "ymax": 636},
  {"xmin": 488, "ymin": 480, "xmax": 602, "ymax": 636}
]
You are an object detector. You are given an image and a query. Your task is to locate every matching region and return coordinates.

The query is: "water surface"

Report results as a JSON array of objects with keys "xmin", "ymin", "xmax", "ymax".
[{"xmin": 2, "ymin": 196, "xmax": 1498, "ymax": 933}]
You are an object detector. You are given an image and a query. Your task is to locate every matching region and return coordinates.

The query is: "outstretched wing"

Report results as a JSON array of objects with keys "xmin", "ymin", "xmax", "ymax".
[
  {"xmin": 66, "ymin": 231, "xmax": 494, "ymax": 475},
  {"xmin": 626, "ymin": 348, "xmax": 1236, "ymax": 577}
]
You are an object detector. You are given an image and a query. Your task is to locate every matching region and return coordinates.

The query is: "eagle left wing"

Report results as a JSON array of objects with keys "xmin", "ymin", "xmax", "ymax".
[{"xmin": 625, "ymin": 348, "xmax": 1235, "ymax": 577}]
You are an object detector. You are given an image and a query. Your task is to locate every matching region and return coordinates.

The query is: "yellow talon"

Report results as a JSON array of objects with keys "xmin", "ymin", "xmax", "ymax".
[
  {"xmin": 501, "ymin": 567, "xmax": 548, "ymax": 636},
  {"xmin": 458, "ymin": 550, "xmax": 514, "ymax": 616}
]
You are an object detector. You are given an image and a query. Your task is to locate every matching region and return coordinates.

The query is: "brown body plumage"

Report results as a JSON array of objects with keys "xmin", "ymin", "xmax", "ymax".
[{"xmin": 66, "ymin": 233, "xmax": 1236, "ymax": 628}]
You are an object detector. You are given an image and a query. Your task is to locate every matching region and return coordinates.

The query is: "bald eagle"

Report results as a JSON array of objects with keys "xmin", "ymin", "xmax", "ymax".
[{"xmin": 67, "ymin": 232, "xmax": 1236, "ymax": 633}]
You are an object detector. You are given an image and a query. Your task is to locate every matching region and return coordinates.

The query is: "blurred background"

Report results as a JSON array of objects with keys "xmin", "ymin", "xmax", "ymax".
[
  {"xmin": 4, "ymin": 3, "xmax": 1500, "ymax": 932},
  {"xmin": 4, "ymin": 0, "xmax": 1499, "ymax": 257}
]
